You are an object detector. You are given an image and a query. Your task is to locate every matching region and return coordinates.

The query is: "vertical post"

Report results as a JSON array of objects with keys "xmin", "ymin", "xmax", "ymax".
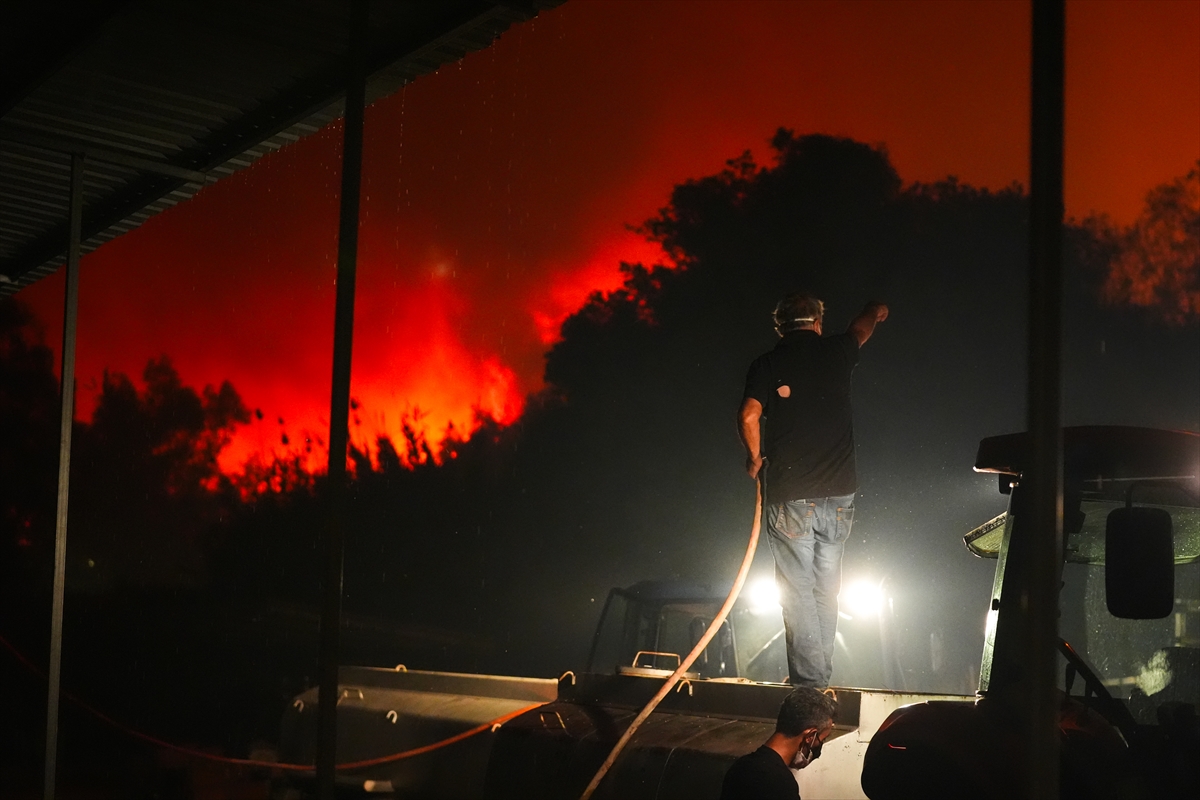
[
  {"xmin": 44, "ymin": 151, "xmax": 84, "ymax": 800},
  {"xmin": 1024, "ymin": 0, "xmax": 1065, "ymax": 796},
  {"xmin": 316, "ymin": 1, "xmax": 367, "ymax": 796}
]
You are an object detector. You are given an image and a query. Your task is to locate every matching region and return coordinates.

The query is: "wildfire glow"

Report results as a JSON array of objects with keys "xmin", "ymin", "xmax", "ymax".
[
  {"xmin": 531, "ymin": 230, "xmax": 666, "ymax": 345},
  {"xmin": 216, "ymin": 265, "xmax": 527, "ymax": 474}
]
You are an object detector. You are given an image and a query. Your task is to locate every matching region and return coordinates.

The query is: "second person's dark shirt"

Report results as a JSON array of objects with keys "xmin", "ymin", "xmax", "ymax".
[{"xmin": 719, "ymin": 745, "xmax": 800, "ymax": 800}]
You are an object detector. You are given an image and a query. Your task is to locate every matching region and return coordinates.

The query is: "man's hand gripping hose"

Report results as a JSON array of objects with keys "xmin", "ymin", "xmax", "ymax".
[{"xmin": 578, "ymin": 473, "xmax": 764, "ymax": 800}]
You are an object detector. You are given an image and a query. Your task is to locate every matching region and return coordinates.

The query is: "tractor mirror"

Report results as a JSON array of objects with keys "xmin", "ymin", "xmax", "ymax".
[{"xmin": 1106, "ymin": 507, "xmax": 1174, "ymax": 619}]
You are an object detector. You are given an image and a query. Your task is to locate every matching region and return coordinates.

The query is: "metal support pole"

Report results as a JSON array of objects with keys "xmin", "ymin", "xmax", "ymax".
[
  {"xmin": 44, "ymin": 151, "xmax": 83, "ymax": 800},
  {"xmin": 316, "ymin": 1, "xmax": 367, "ymax": 795},
  {"xmin": 1023, "ymin": 0, "xmax": 1065, "ymax": 796}
]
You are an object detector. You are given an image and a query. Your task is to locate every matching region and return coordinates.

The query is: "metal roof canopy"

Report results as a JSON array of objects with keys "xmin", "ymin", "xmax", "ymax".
[{"xmin": 0, "ymin": 0, "xmax": 559, "ymax": 295}]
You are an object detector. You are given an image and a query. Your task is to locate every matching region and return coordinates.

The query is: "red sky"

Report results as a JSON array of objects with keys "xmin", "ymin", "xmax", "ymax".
[{"xmin": 18, "ymin": 0, "xmax": 1200, "ymax": 473}]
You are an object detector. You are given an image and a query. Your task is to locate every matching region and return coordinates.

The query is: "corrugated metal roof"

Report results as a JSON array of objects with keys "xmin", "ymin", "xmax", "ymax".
[{"xmin": 0, "ymin": 0, "xmax": 562, "ymax": 296}]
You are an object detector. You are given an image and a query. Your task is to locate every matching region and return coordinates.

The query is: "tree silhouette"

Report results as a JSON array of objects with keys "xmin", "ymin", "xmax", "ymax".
[
  {"xmin": 0, "ymin": 331, "xmax": 265, "ymax": 789},
  {"xmin": 0, "ymin": 297, "xmax": 59, "ymax": 615},
  {"xmin": 1062, "ymin": 165, "xmax": 1200, "ymax": 433},
  {"xmin": 1092, "ymin": 161, "xmax": 1200, "ymax": 326},
  {"xmin": 67, "ymin": 356, "xmax": 249, "ymax": 590}
]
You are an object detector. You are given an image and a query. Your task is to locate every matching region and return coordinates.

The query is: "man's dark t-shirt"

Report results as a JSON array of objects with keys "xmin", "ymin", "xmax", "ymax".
[
  {"xmin": 743, "ymin": 330, "xmax": 859, "ymax": 505},
  {"xmin": 719, "ymin": 745, "xmax": 800, "ymax": 800}
]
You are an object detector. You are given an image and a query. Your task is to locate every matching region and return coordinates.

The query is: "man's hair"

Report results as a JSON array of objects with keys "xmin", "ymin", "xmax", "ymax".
[
  {"xmin": 776, "ymin": 688, "xmax": 838, "ymax": 737},
  {"xmin": 773, "ymin": 292, "xmax": 825, "ymax": 335}
]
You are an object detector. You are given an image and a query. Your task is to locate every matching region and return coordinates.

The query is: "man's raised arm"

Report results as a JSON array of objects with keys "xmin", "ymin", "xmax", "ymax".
[
  {"xmin": 738, "ymin": 397, "xmax": 764, "ymax": 479},
  {"xmin": 847, "ymin": 301, "xmax": 889, "ymax": 346}
]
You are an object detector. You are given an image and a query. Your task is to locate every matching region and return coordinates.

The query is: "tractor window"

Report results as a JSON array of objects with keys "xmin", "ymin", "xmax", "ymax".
[
  {"xmin": 652, "ymin": 602, "xmax": 737, "ymax": 678},
  {"xmin": 729, "ymin": 607, "xmax": 789, "ymax": 683},
  {"xmin": 1059, "ymin": 534, "xmax": 1200, "ymax": 726},
  {"xmin": 1066, "ymin": 501, "xmax": 1200, "ymax": 565}
]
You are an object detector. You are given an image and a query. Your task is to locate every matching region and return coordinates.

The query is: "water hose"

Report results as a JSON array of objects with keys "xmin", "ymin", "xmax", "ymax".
[{"xmin": 578, "ymin": 474, "xmax": 764, "ymax": 800}]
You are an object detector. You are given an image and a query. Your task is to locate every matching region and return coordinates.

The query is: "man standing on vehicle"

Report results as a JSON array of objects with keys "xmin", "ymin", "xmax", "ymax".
[
  {"xmin": 738, "ymin": 292, "xmax": 888, "ymax": 688},
  {"xmin": 719, "ymin": 686, "xmax": 838, "ymax": 800}
]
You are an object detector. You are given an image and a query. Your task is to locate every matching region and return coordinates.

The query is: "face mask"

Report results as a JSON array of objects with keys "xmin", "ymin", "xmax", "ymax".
[{"xmin": 791, "ymin": 733, "xmax": 824, "ymax": 769}]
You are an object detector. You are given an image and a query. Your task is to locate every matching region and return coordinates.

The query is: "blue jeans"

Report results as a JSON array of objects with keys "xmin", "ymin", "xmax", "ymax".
[{"xmin": 765, "ymin": 493, "xmax": 855, "ymax": 688}]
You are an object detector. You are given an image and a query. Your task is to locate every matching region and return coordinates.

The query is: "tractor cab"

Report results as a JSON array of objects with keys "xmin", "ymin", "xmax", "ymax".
[
  {"xmin": 862, "ymin": 426, "xmax": 1200, "ymax": 800},
  {"xmin": 585, "ymin": 581, "xmax": 790, "ymax": 684}
]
